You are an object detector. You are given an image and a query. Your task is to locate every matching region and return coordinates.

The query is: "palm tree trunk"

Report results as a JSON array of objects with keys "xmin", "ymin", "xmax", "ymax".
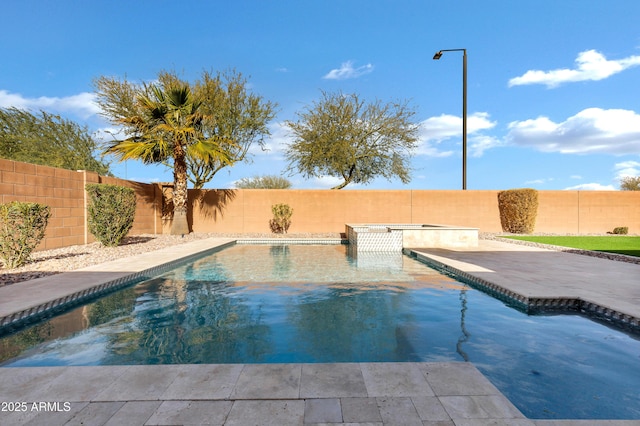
[{"xmin": 171, "ymin": 143, "xmax": 190, "ymax": 235}]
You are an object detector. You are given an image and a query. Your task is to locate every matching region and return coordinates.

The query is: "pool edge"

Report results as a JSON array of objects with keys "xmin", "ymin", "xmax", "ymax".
[
  {"xmin": 406, "ymin": 248, "xmax": 640, "ymax": 333},
  {"xmin": 0, "ymin": 239, "xmax": 237, "ymax": 333}
]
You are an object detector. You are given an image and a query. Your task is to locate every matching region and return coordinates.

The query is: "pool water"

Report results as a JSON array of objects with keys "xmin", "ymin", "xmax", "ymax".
[{"xmin": 1, "ymin": 244, "xmax": 639, "ymax": 419}]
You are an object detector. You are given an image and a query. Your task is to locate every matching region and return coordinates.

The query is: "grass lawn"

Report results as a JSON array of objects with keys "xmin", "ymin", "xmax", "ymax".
[{"xmin": 502, "ymin": 235, "xmax": 640, "ymax": 258}]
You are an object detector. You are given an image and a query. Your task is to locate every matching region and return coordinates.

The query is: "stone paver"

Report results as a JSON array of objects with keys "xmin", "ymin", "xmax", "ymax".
[
  {"xmin": 411, "ymin": 396, "xmax": 451, "ymax": 422},
  {"xmin": 300, "ymin": 363, "xmax": 368, "ymax": 398},
  {"xmin": 95, "ymin": 365, "xmax": 181, "ymax": 401},
  {"xmin": 0, "ymin": 362, "xmax": 534, "ymax": 425},
  {"xmin": 225, "ymin": 400, "xmax": 304, "ymax": 426},
  {"xmin": 63, "ymin": 402, "xmax": 125, "ymax": 426},
  {"xmin": 360, "ymin": 362, "xmax": 434, "ymax": 397},
  {"xmin": 417, "ymin": 362, "xmax": 501, "ymax": 396},
  {"xmin": 145, "ymin": 400, "xmax": 233, "ymax": 425},
  {"xmin": 231, "ymin": 364, "xmax": 301, "ymax": 399},
  {"xmin": 376, "ymin": 396, "xmax": 423, "ymax": 425},
  {"xmin": 102, "ymin": 401, "xmax": 161, "ymax": 426},
  {"xmin": 304, "ymin": 398, "xmax": 342, "ymax": 423},
  {"xmin": 161, "ymin": 364, "xmax": 244, "ymax": 400},
  {"xmin": 341, "ymin": 397, "xmax": 383, "ymax": 423}
]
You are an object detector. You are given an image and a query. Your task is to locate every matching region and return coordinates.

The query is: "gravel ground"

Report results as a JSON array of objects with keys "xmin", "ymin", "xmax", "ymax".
[
  {"xmin": 1, "ymin": 232, "xmax": 636, "ymax": 288},
  {"xmin": 0, "ymin": 232, "xmax": 342, "ymax": 288}
]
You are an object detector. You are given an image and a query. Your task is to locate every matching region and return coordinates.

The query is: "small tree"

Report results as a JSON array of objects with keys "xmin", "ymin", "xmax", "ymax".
[
  {"xmin": 95, "ymin": 71, "xmax": 237, "ymax": 235},
  {"xmin": 620, "ymin": 176, "xmax": 640, "ymax": 191},
  {"xmin": 285, "ymin": 91, "xmax": 419, "ymax": 189},
  {"xmin": 187, "ymin": 69, "xmax": 278, "ymax": 188},
  {"xmin": 0, "ymin": 202, "xmax": 51, "ymax": 268},
  {"xmin": 236, "ymin": 175, "xmax": 292, "ymax": 189},
  {"xmin": 86, "ymin": 184, "xmax": 136, "ymax": 246},
  {"xmin": 269, "ymin": 204, "xmax": 293, "ymax": 234}
]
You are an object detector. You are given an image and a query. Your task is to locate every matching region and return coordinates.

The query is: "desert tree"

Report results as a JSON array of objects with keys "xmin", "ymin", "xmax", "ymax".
[
  {"xmin": 284, "ymin": 91, "xmax": 419, "ymax": 189},
  {"xmin": 620, "ymin": 176, "xmax": 640, "ymax": 191},
  {"xmin": 94, "ymin": 72, "xmax": 235, "ymax": 234},
  {"xmin": 187, "ymin": 70, "xmax": 277, "ymax": 188},
  {"xmin": 0, "ymin": 107, "xmax": 110, "ymax": 175},
  {"xmin": 235, "ymin": 175, "xmax": 292, "ymax": 189}
]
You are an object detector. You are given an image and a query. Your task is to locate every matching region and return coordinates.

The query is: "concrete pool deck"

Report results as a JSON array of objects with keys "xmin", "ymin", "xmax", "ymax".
[
  {"xmin": 0, "ymin": 237, "xmax": 639, "ymax": 425},
  {"xmin": 411, "ymin": 239, "xmax": 640, "ymax": 325}
]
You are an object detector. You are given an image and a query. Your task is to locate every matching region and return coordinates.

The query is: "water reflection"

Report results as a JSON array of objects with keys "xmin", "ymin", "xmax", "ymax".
[
  {"xmin": 0, "ymin": 245, "xmax": 461, "ymax": 365},
  {"xmin": 346, "ymin": 246, "xmax": 404, "ymax": 269},
  {"xmin": 456, "ymin": 289, "xmax": 470, "ymax": 361}
]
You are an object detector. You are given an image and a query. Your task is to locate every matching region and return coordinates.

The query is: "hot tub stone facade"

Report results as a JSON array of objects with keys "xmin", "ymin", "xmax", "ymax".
[{"xmin": 346, "ymin": 224, "xmax": 479, "ymax": 252}]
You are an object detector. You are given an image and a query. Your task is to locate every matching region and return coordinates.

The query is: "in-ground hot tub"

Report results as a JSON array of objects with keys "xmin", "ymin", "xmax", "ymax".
[{"xmin": 346, "ymin": 223, "xmax": 478, "ymax": 252}]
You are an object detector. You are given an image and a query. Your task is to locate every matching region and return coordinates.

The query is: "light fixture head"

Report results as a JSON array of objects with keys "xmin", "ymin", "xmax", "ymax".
[{"xmin": 433, "ymin": 51, "xmax": 443, "ymax": 60}]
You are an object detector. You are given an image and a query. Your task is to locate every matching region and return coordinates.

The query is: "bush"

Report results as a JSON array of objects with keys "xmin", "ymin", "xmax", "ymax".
[
  {"xmin": 613, "ymin": 226, "xmax": 628, "ymax": 235},
  {"xmin": 497, "ymin": 188, "xmax": 539, "ymax": 234},
  {"xmin": 0, "ymin": 202, "xmax": 51, "ymax": 268},
  {"xmin": 269, "ymin": 203, "xmax": 293, "ymax": 234},
  {"xmin": 86, "ymin": 184, "xmax": 136, "ymax": 246},
  {"xmin": 235, "ymin": 175, "xmax": 292, "ymax": 189}
]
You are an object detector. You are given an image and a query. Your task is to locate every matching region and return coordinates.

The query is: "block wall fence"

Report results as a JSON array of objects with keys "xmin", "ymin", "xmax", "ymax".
[
  {"xmin": 1, "ymin": 158, "xmax": 639, "ymax": 251},
  {"xmin": 0, "ymin": 158, "xmax": 161, "ymax": 250}
]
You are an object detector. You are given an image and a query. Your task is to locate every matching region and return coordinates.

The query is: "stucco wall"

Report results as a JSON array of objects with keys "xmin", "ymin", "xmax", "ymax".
[
  {"xmin": 0, "ymin": 158, "xmax": 162, "ymax": 250},
  {"xmin": 1, "ymin": 158, "xmax": 639, "ymax": 252},
  {"xmin": 183, "ymin": 188, "xmax": 639, "ymax": 235}
]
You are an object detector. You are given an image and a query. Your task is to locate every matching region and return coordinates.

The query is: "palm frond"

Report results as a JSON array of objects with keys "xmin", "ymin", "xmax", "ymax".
[
  {"xmin": 105, "ymin": 138, "xmax": 171, "ymax": 164},
  {"xmin": 187, "ymin": 137, "xmax": 236, "ymax": 166}
]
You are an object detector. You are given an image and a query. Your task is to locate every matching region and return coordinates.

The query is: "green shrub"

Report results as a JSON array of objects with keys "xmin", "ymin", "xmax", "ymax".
[
  {"xmin": 0, "ymin": 202, "xmax": 51, "ymax": 268},
  {"xmin": 497, "ymin": 188, "xmax": 539, "ymax": 234},
  {"xmin": 235, "ymin": 175, "xmax": 292, "ymax": 189},
  {"xmin": 86, "ymin": 184, "xmax": 136, "ymax": 246},
  {"xmin": 269, "ymin": 203, "xmax": 293, "ymax": 234},
  {"xmin": 613, "ymin": 226, "xmax": 628, "ymax": 235}
]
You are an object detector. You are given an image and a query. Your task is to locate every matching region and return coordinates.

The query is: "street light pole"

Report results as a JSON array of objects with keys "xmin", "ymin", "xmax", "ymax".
[{"xmin": 433, "ymin": 48, "xmax": 467, "ymax": 190}]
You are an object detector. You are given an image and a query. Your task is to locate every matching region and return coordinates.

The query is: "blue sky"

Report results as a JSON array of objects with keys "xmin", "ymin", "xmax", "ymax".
[{"xmin": 2, "ymin": 0, "xmax": 640, "ymax": 190}]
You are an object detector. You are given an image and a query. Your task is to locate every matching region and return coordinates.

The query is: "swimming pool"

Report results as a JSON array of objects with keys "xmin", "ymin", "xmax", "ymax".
[{"xmin": 0, "ymin": 244, "xmax": 639, "ymax": 419}]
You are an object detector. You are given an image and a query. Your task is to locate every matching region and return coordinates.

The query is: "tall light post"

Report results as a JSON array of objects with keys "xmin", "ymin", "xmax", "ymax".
[{"xmin": 433, "ymin": 49, "xmax": 467, "ymax": 190}]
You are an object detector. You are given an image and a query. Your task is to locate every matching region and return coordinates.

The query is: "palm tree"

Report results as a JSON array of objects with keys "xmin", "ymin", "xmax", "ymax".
[{"xmin": 98, "ymin": 79, "xmax": 233, "ymax": 234}]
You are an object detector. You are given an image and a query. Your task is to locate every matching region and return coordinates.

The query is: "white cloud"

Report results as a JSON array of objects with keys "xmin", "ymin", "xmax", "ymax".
[
  {"xmin": 306, "ymin": 176, "xmax": 364, "ymax": 189},
  {"xmin": 524, "ymin": 178, "xmax": 554, "ymax": 185},
  {"xmin": 506, "ymin": 108, "xmax": 640, "ymax": 155},
  {"xmin": 509, "ymin": 50, "xmax": 640, "ymax": 88},
  {"xmin": 0, "ymin": 89, "xmax": 100, "ymax": 118},
  {"xmin": 250, "ymin": 121, "xmax": 292, "ymax": 157},
  {"xmin": 417, "ymin": 112, "xmax": 500, "ymax": 157},
  {"xmin": 613, "ymin": 161, "xmax": 640, "ymax": 179},
  {"xmin": 469, "ymin": 135, "xmax": 502, "ymax": 157},
  {"xmin": 564, "ymin": 183, "xmax": 616, "ymax": 191},
  {"xmin": 93, "ymin": 126, "xmax": 127, "ymax": 143},
  {"xmin": 323, "ymin": 61, "xmax": 374, "ymax": 80},
  {"xmin": 312, "ymin": 176, "xmax": 345, "ymax": 188}
]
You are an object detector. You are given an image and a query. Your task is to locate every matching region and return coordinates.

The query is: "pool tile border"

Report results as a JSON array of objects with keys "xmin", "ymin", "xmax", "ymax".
[
  {"xmin": 407, "ymin": 249, "xmax": 640, "ymax": 331},
  {"xmin": 0, "ymin": 241, "xmax": 236, "ymax": 333},
  {"xmin": 237, "ymin": 238, "xmax": 348, "ymax": 245}
]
